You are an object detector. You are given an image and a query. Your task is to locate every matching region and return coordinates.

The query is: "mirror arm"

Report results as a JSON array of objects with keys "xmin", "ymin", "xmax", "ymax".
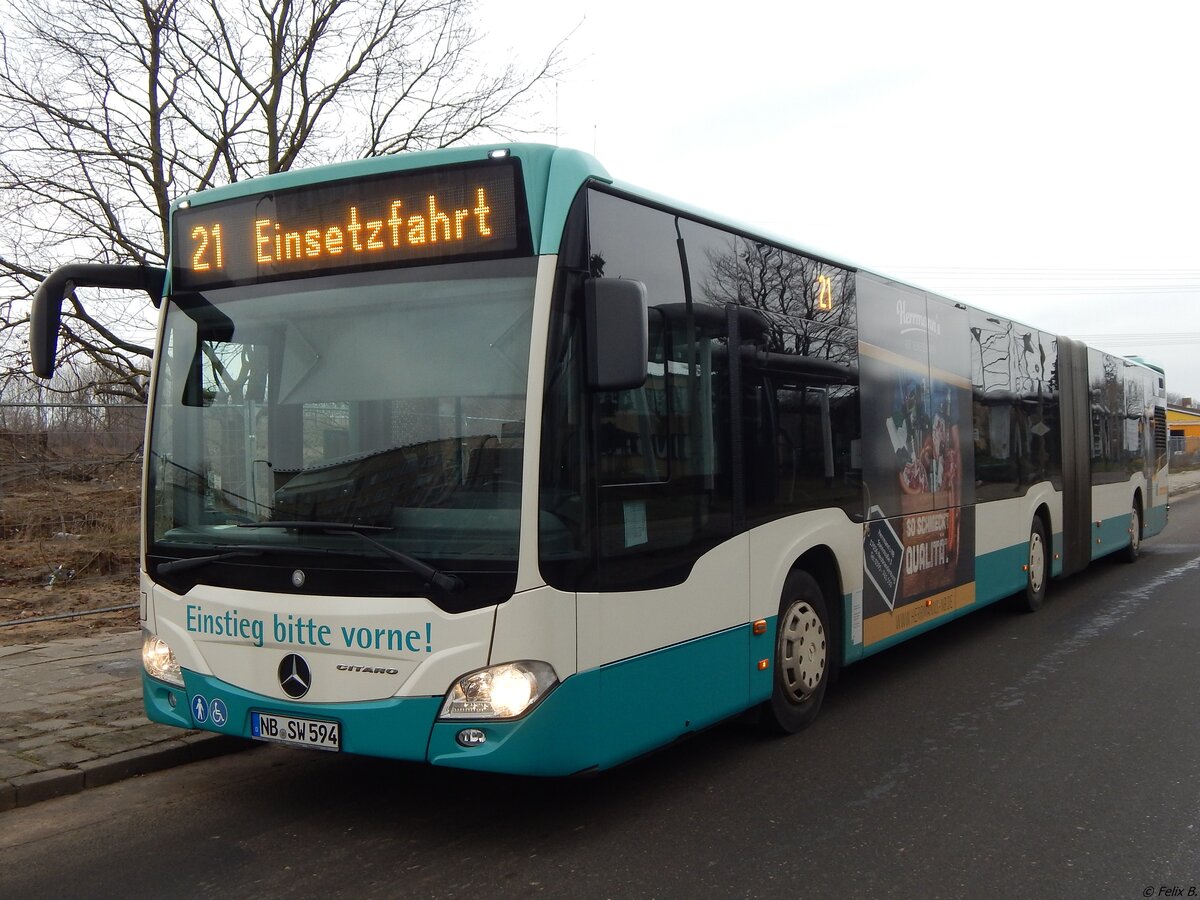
[{"xmin": 31, "ymin": 264, "xmax": 167, "ymax": 378}]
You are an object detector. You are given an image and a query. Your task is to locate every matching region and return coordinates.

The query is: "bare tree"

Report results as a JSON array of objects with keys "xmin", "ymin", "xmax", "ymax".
[{"xmin": 0, "ymin": 0, "xmax": 564, "ymax": 402}]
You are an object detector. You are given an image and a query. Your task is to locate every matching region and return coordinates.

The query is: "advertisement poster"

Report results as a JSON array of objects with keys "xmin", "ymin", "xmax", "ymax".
[{"xmin": 858, "ymin": 277, "xmax": 976, "ymax": 646}]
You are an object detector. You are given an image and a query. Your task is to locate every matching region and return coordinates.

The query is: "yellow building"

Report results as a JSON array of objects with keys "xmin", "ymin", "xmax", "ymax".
[{"xmin": 1168, "ymin": 404, "xmax": 1200, "ymax": 455}]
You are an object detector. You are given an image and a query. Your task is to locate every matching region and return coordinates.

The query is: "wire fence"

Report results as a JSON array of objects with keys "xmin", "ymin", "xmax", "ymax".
[
  {"xmin": 1, "ymin": 400, "xmax": 143, "ymax": 548},
  {"xmin": 1, "ymin": 402, "xmax": 143, "ymax": 629},
  {"xmin": 0, "ymin": 401, "xmax": 145, "ymax": 486}
]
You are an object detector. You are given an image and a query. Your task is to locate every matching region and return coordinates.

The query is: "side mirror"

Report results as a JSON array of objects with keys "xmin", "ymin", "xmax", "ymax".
[
  {"xmin": 30, "ymin": 264, "xmax": 166, "ymax": 378},
  {"xmin": 585, "ymin": 278, "xmax": 648, "ymax": 391}
]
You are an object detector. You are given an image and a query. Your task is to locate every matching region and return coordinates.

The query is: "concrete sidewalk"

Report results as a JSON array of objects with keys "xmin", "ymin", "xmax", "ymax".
[
  {"xmin": 3, "ymin": 470, "xmax": 1199, "ymax": 813},
  {"xmin": 0, "ymin": 632, "xmax": 251, "ymax": 811}
]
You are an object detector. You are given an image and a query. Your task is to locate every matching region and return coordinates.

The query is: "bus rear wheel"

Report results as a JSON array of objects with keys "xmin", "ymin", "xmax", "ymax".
[
  {"xmin": 1120, "ymin": 499, "xmax": 1142, "ymax": 563},
  {"xmin": 762, "ymin": 570, "xmax": 831, "ymax": 734},
  {"xmin": 1020, "ymin": 517, "xmax": 1049, "ymax": 612}
]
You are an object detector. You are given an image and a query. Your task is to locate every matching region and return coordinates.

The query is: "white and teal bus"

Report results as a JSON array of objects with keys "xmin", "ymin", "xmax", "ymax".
[{"xmin": 31, "ymin": 144, "xmax": 1168, "ymax": 775}]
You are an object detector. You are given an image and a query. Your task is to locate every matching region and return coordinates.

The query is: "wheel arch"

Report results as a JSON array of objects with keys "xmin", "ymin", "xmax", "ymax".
[
  {"xmin": 1121, "ymin": 486, "xmax": 1145, "ymax": 563},
  {"xmin": 784, "ymin": 544, "xmax": 844, "ymax": 671},
  {"xmin": 1027, "ymin": 495, "xmax": 1055, "ymax": 578},
  {"xmin": 1033, "ymin": 501, "xmax": 1052, "ymax": 550}
]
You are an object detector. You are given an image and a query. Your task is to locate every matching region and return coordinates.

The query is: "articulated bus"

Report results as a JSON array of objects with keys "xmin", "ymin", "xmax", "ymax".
[{"xmin": 31, "ymin": 144, "xmax": 1168, "ymax": 774}]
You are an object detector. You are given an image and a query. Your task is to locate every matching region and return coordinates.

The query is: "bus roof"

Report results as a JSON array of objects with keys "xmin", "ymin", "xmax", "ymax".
[{"xmin": 168, "ymin": 144, "xmax": 1167, "ymax": 378}]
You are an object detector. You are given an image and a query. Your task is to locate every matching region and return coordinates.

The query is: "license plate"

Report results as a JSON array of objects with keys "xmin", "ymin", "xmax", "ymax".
[{"xmin": 251, "ymin": 711, "xmax": 340, "ymax": 751}]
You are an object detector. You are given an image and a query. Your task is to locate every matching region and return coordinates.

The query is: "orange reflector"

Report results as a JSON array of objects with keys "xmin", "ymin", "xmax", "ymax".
[
  {"xmin": 925, "ymin": 599, "xmax": 933, "ymax": 607},
  {"xmin": 752, "ymin": 619, "xmax": 768, "ymax": 635},
  {"xmin": 1022, "ymin": 564, "xmax": 1029, "ymax": 571},
  {"xmin": 757, "ymin": 659, "xmax": 770, "ymax": 670}
]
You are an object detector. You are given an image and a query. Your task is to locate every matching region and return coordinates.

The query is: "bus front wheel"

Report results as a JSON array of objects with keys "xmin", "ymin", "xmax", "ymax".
[{"xmin": 762, "ymin": 570, "xmax": 831, "ymax": 734}]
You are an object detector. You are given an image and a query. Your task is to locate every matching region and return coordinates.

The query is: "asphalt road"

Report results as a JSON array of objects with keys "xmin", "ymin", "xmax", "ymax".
[{"xmin": 3, "ymin": 498, "xmax": 1199, "ymax": 899}]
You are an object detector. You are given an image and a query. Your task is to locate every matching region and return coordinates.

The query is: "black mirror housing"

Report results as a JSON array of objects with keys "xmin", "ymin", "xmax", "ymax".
[
  {"xmin": 30, "ymin": 264, "xmax": 166, "ymax": 378},
  {"xmin": 584, "ymin": 278, "xmax": 648, "ymax": 391}
]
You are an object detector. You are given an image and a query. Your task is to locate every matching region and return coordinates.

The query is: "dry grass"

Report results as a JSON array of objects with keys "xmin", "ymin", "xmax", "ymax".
[{"xmin": 0, "ymin": 462, "xmax": 141, "ymax": 645}]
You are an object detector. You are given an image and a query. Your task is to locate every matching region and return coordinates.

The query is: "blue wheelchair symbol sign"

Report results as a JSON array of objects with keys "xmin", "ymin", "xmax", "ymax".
[
  {"xmin": 192, "ymin": 694, "xmax": 209, "ymax": 724},
  {"xmin": 210, "ymin": 699, "xmax": 228, "ymax": 729}
]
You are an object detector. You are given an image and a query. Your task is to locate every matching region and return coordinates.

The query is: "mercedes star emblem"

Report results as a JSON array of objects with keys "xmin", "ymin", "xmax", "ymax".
[{"xmin": 278, "ymin": 653, "xmax": 311, "ymax": 699}]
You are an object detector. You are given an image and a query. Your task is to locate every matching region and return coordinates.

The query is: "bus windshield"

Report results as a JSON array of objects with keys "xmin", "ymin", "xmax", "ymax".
[{"xmin": 147, "ymin": 257, "xmax": 537, "ymax": 569}]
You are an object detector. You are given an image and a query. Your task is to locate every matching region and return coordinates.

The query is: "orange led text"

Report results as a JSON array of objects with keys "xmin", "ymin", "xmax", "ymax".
[
  {"xmin": 250, "ymin": 188, "xmax": 494, "ymax": 265},
  {"xmin": 816, "ymin": 274, "xmax": 834, "ymax": 311}
]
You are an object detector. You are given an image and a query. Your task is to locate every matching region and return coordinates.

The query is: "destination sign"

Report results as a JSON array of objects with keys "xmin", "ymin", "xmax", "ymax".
[{"xmin": 172, "ymin": 159, "xmax": 527, "ymax": 290}]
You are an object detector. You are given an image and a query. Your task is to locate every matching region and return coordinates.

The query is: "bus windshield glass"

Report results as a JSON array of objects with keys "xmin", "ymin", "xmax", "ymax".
[{"xmin": 147, "ymin": 257, "xmax": 536, "ymax": 568}]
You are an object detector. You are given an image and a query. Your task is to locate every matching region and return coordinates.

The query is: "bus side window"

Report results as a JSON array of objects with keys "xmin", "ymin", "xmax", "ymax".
[
  {"xmin": 776, "ymin": 384, "xmax": 835, "ymax": 492},
  {"xmin": 594, "ymin": 308, "xmax": 733, "ymax": 586},
  {"xmin": 749, "ymin": 377, "xmax": 858, "ymax": 520},
  {"xmin": 595, "ymin": 309, "xmax": 668, "ymax": 485}
]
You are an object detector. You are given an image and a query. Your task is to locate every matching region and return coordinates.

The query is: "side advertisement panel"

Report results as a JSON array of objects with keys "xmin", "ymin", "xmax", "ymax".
[{"xmin": 857, "ymin": 275, "xmax": 976, "ymax": 648}]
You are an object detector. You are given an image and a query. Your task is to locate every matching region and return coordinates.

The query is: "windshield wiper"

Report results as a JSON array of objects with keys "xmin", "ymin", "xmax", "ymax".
[
  {"xmin": 156, "ymin": 548, "xmax": 263, "ymax": 575},
  {"xmin": 238, "ymin": 521, "xmax": 465, "ymax": 592}
]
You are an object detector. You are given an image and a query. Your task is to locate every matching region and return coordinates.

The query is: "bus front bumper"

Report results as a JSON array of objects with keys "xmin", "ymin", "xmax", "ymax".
[{"xmin": 141, "ymin": 669, "xmax": 600, "ymax": 776}]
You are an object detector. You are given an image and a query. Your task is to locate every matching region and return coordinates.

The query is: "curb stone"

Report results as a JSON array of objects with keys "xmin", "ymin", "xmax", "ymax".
[{"xmin": 4, "ymin": 734, "xmax": 256, "ymax": 810}]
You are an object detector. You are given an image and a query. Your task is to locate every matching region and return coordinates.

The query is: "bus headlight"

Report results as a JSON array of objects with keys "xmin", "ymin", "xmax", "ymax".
[
  {"xmin": 142, "ymin": 634, "xmax": 183, "ymax": 686},
  {"xmin": 439, "ymin": 661, "xmax": 557, "ymax": 720}
]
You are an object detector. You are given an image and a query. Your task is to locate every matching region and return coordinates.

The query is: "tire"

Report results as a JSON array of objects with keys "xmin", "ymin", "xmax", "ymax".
[
  {"xmin": 1119, "ymin": 499, "xmax": 1142, "ymax": 564},
  {"xmin": 761, "ymin": 570, "xmax": 833, "ymax": 734},
  {"xmin": 1020, "ymin": 517, "xmax": 1049, "ymax": 612}
]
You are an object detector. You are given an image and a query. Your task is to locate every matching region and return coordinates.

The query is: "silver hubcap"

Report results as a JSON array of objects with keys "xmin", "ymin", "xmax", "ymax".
[
  {"xmin": 1130, "ymin": 506, "xmax": 1140, "ymax": 552},
  {"xmin": 779, "ymin": 601, "xmax": 826, "ymax": 703},
  {"xmin": 1029, "ymin": 531, "xmax": 1046, "ymax": 594}
]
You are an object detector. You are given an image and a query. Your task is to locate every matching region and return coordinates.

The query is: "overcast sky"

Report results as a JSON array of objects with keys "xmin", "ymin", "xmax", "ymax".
[{"xmin": 480, "ymin": 0, "xmax": 1200, "ymax": 398}]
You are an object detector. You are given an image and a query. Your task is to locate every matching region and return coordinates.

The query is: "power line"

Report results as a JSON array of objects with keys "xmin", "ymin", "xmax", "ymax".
[
  {"xmin": 890, "ymin": 285, "xmax": 1200, "ymax": 299},
  {"xmin": 1070, "ymin": 334, "xmax": 1200, "ymax": 347},
  {"xmin": 890, "ymin": 266, "xmax": 1200, "ymax": 276},
  {"xmin": 882, "ymin": 266, "xmax": 1200, "ymax": 297}
]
